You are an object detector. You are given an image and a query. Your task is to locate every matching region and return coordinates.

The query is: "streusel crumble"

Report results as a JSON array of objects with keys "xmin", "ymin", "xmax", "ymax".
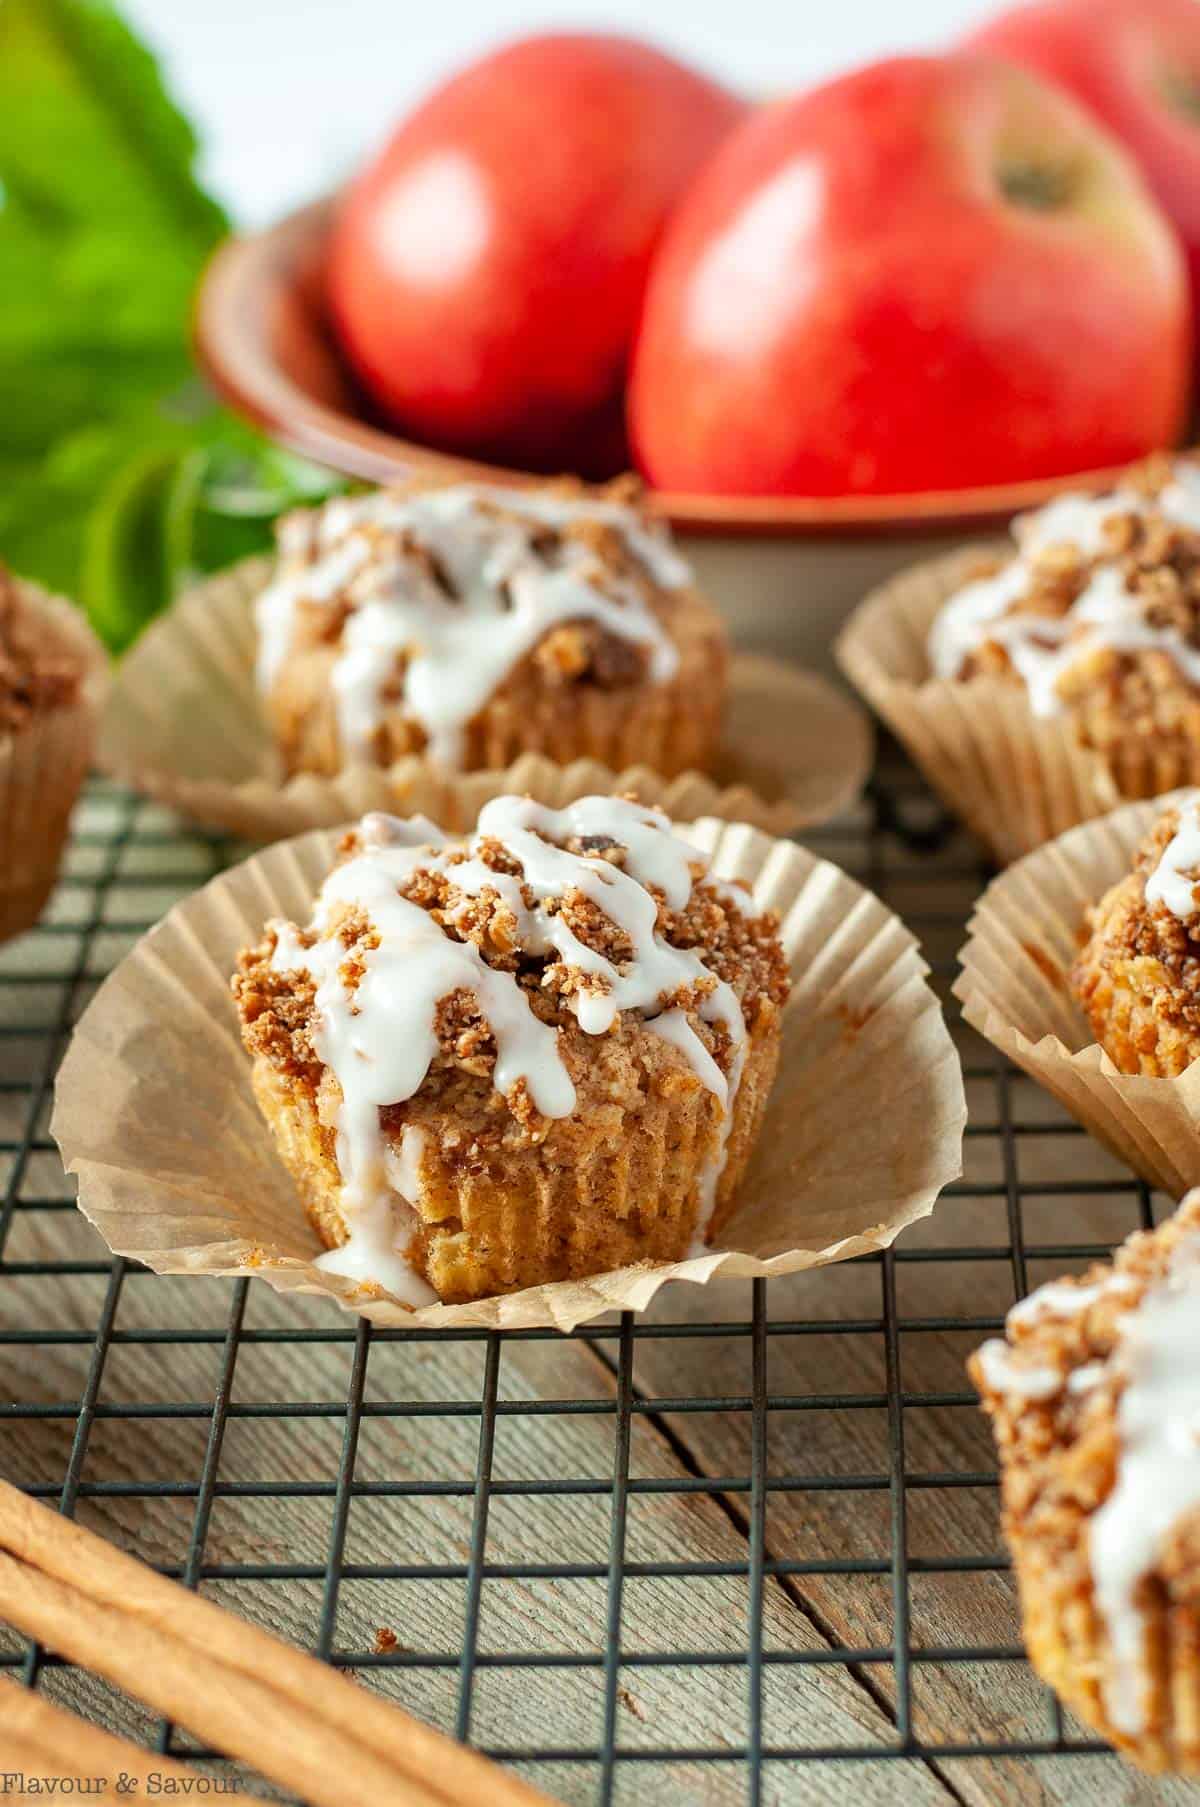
[
  {"xmin": 0, "ymin": 566, "xmax": 84, "ymax": 732},
  {"xmin": 1072, "ymin": 793, "xmax": 1200, "ymax": 1076},
  {"xmin": 0, "ymin": 565, "xmax": 105, "ymax": 943},
  {"xmin": 929, "ymin": 456, "xmax": 1200, "ymax": 790},
  {"xmin": 255, "ymin": 475, "xmax": 727, "ymax": 780},
  {"xmin": 972, "ymin": 1194, "xmax": 1200, "ymax": 1771},
  {"xmin": 233, "ymin": 795, "xmax": 788, "ymax": 1304}
]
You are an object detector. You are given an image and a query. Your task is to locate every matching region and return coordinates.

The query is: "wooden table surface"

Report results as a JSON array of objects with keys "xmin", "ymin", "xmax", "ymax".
[{"xmin": 0, "ymin": 781, "xmax": 1188, "ymax": 1806}]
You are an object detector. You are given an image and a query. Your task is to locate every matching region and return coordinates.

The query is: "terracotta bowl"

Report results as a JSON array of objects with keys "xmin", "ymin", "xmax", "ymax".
[{"xmin": 195, "ymin": 196, "xmax": 1145, "ymax": 669}]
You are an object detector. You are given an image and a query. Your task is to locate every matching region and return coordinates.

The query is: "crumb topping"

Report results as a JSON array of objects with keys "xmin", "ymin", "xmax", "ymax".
[
  {"xmin": 972, "ymin": 1194, "xmax": 1200, "ymax": 1738},
  {"xmin": 928, "ymin": 455, "xmax": 1200, "ymax": 731},
  {"xmin": 254, "ymin": 475, "xmax": 691, "ymax": 770},
  {"xmin": 234, "ymin": 801, "xmax": 788, "ymax": 1103},
  {"xmin": 234, "ymin": 796, "xmax": 789, "ymax": 1291},
  {"xmin": 0, "ymin": 568, "xmax": 83, "ymax": 731},
  {"xmin": 971, "ymin": 1210, "xmax": 1172, "ymax": 1532},
  {"xmin": 1072, "ymin": 805, "xmax": 1200, "ymax": 1045}
]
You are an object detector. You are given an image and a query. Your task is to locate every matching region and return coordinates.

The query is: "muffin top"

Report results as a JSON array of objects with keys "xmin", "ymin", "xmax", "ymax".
[
  {"xmin": 971, "ymin": 1193, "xmax": 1200, "ymax": 1742},
  {"xmin": 928, "ymin": 455, "xmax": 1200, "ymax": 717},
  {"xmin": 255, "ymin": 475, "xmax": 699, "ymax": 770},
  {"xmin": 1074, "ymin": 797, "xmax": 1200, "ymax": 1043},
  {"xmin": 0, "ymin": 566, "xmax": 84, "ymax": 733},
  {"xmin": 234, "ymin": 794, "xmax": 789, "ymax": 1242}
]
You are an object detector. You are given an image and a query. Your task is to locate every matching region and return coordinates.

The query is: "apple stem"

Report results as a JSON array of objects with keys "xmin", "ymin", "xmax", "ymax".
[
  {"xmin": 998, "ymin": 159, "xmax": 1074, "ymax": 211},
  {"xmin": 1162, "ymin": 69, "xmax": 1200, "ymax": 122}
]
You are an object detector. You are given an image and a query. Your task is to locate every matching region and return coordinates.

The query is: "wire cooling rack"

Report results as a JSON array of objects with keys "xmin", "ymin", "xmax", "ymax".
[{"xmin": 0, "ymin": 763, "xmax": 1174, "ymax": 1806}]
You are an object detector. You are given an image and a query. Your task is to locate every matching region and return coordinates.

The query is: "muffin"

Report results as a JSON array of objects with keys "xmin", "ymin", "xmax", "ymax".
[
  {"xmin": 1071, "ymin": 792, "xmax": 1200, "ymax": 1077},
  {"xmin": 971, "ymin": 1194, "xmax": 1200, "ymax": 1772},
  {"xmin": 255, "ymin": 474, "xmax": 728, "ymax": 781},
  {"xmin": 232, "ymin": 793, "xmax": 789, "ymax": 1305},
  {"xmin": 0, "ymin": 567, "xmax": 106, "ymax": 942},
  {"xmin": 929, "ymin": 454, "xmax": 1200, "ymax": 795}
]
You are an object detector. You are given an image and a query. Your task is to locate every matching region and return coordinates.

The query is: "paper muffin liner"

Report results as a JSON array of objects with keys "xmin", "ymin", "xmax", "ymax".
[
  {"xmin": 0, "ymin": 581, "xmax": 107, "ymax": 944},
  {"xmin": 51, "ymin": 816, "xmax": 966, "ymax": 1332},
  {"xmin": 97, "ymin": 557, "xmax": 871, "ymax": 841},
  {"xmin": 956, "ymin": 788, "xmax": 1200, "ymax": 1196},
  {"xmin": 836, "ymin": 545, "xmax": 1125, "ymax": 866}
]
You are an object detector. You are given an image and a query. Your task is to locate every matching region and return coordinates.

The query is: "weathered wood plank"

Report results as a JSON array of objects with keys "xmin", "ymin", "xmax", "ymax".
[
  {"xmin": 615, "ymin": 1013, "xmax": 1187, "ymax": 1807},
  {"xmin": 2, "ymin": 1198, "xmax": 954, "ymax": 1806},
  {"xmin": 0, "ymin": 789, "xmax": 1183, "ymax": 1805}
]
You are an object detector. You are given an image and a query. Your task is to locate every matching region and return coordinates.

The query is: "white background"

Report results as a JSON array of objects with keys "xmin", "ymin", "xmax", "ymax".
[{"xmin": 124, "ymin": 0, "xmax": 1001, "ymax": 225}]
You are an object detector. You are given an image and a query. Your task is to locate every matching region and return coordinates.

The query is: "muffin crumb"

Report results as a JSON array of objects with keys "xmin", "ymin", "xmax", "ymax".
[
  {"xmin": 0, "ymin": 567, "xmax": 83, "ymax": 732},
  {"xmin": 233, "ymin": 795, "xmax": 788, "ymax": 1306}
]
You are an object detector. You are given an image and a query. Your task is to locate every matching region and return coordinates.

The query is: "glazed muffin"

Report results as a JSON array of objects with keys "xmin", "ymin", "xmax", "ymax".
[
  {"xmin": 928, "ymin": 454, "xmax": 1200, "ymax": 795},
  {"xmin": 255, "ymin": 474, "xmax": 728, "ymax": 780},
  {"xmin": 971, "ymin": 1194, "xmax": 1200, "ymax": 1772},
  {"xmin": 232, "ymin": 794, "xmax": 789, "ymax": 1305},
  {"xmin": 0, "ymin": 567, "xmax": 106, "ymax": 942},
  {"xmin": 1071, "ymin": 792, "xmax": 1200, "ymax": 1077}
]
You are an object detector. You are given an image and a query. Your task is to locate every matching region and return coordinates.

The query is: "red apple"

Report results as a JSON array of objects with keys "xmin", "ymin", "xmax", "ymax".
[
  {"xmin": 968, "ymin": 0, "xmax": 1200, "ymax": 334},
  {"xmin": 628, "ymin": 54, "xmax": 1190, "ymax": 497},
  {"xmin": 328, "ymin": 33, "xmax": 744, "ymax": 477}
]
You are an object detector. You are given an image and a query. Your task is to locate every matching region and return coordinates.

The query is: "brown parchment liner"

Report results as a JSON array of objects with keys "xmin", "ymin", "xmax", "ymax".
[
  {"xmin": 0, "ymin": 580, "xmax": 108, "ymax": 944},
  {"xmin": 956, "ymin": 788, "xmax": 1200, "ymax": 1197},
  {"xmin": 836, "ymin": 545, "xmax": 1126, "ymax": 867},
  {"xmin": 51, "ymin": 816, "xmax": 965, "ymax": 1332},
  {"xmin": 98, "ymin": 556, "xmax": 871, "ymax": 841}
]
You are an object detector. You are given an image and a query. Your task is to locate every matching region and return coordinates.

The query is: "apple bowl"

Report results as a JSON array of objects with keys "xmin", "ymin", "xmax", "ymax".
[{"xmin": 195, "ymin": 197, "xmax": 1151, "ymax": 669}]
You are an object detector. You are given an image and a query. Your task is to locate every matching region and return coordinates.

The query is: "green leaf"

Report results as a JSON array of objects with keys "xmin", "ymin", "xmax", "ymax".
[
  {"xmin": 0, "ymin": 0, "xmax": 227, "ymax": 447},
  {"xmin": 79, "ymin": 446, "xmax": 184, "ymax": 650},
  {"xmin": 162, "ymin": 448, "xmax": 207, "ymax": 586},
  {"xmin": 191, "ymin": 494, "xmax": 286, "ymax": 574},
  {"xmin": 0, "ymin": 1, "xmax": 347, "ymax": 648},
  {"xmin": 0, "ymin": 337, "xmax": 188, "ymax": 459},
  {"xmin": 0, "ymin": 0, "xmax": 226, "ymax": 256}
]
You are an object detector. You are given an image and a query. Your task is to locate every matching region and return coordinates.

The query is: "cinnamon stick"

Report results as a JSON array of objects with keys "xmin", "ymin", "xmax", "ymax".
[
  {"xmin": 0, "ymin": 1480, "xmax": 553, "ymax": 1807},
  {"xmin": 1, "ymin": 1730, "xmax": 139, "ymax": 1805},
  {"xmin": 0, "ymin": 1675, "xmax": 200, "ymax": 1801}
]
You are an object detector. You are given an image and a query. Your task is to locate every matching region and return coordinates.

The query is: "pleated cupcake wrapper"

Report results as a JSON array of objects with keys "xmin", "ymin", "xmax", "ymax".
[
  {"xmin": 956, "ymin": 788, "xmax": 1200, "ymax": 1197},
  {"xmin": 51, "ymin": 816, "xmax": 966, "ymax": 1331},
  {"xmin": 98, "ymin": 556, "xmax": 871, "ymax": 841},
  {"xmin": 836, "ymin": 546, "xmax": 1126, "ymax": 866},
  {"xmin": 0, "ymin": 581, "xmax": 107, "ymax": 944}
]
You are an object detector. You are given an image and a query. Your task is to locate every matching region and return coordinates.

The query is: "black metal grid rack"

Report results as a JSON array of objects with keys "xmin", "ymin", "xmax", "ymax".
[{"xmin": 0, "ymin": 764, "xmax": 1172, "ymax": 1806}]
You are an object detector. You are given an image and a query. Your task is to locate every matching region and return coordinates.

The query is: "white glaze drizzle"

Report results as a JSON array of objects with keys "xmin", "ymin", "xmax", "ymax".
[
  {"xmin": 710, "ymin": 877, "xmax": 763, "ymax": 920},
  {"xmin": 270, "ymin": 796, "xmax": 753, "ymax": 1295},
  {"xmin": 1145, "ymin": 791, "xmax": 1200, "ymax": 919},
  {"xmin": 256, "ymin": 485, "xmax": 687, "ymax": 769},
  {"xmin": 270, "ymin": 833, "xmax": 574, "ymax": 1305},
  {"xmin": 927, "ymin": 558, "xmax": 1030, "ymax": 684},
  {"xmin": 446, "ymin": 795, "xmax": 748, "ymax": 1252},
  {"xmin": 1007, "ymin": 1273, "xmax": 1134, "ymax": 1330},
  {"xmin": 1014, "ymin": 491, "xmax": 1148, "ymax": 559},
  {"xmin": 1158, "ymin": 462, "xmax": 1200, "ymax": 532},
  {"xmin": 645, "ymin": 1006, "xmax": 739, "ymax": 1251},
  {"xmin": 978, "ymin": 1243, "xmax": 1200, "ymax": 1736},
  {"xmin": 1088, "ymin": 1234, "xmax": 1200, "ymax": 1733},
  {"xmin": 976, "ymin": 1274, "xmax": 1137, "ymax": 1405},
  {"xmin": 1068, "ymin": 1361, "xmax": 1108, "ymax": 1396},
  {"xmin": 974, "ymin": 1338, "xmax": 1063, "ymax": 1402},
  {"xmin": 928, "ymin": 466, "xmax": 1200, "ymax": 715}
]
